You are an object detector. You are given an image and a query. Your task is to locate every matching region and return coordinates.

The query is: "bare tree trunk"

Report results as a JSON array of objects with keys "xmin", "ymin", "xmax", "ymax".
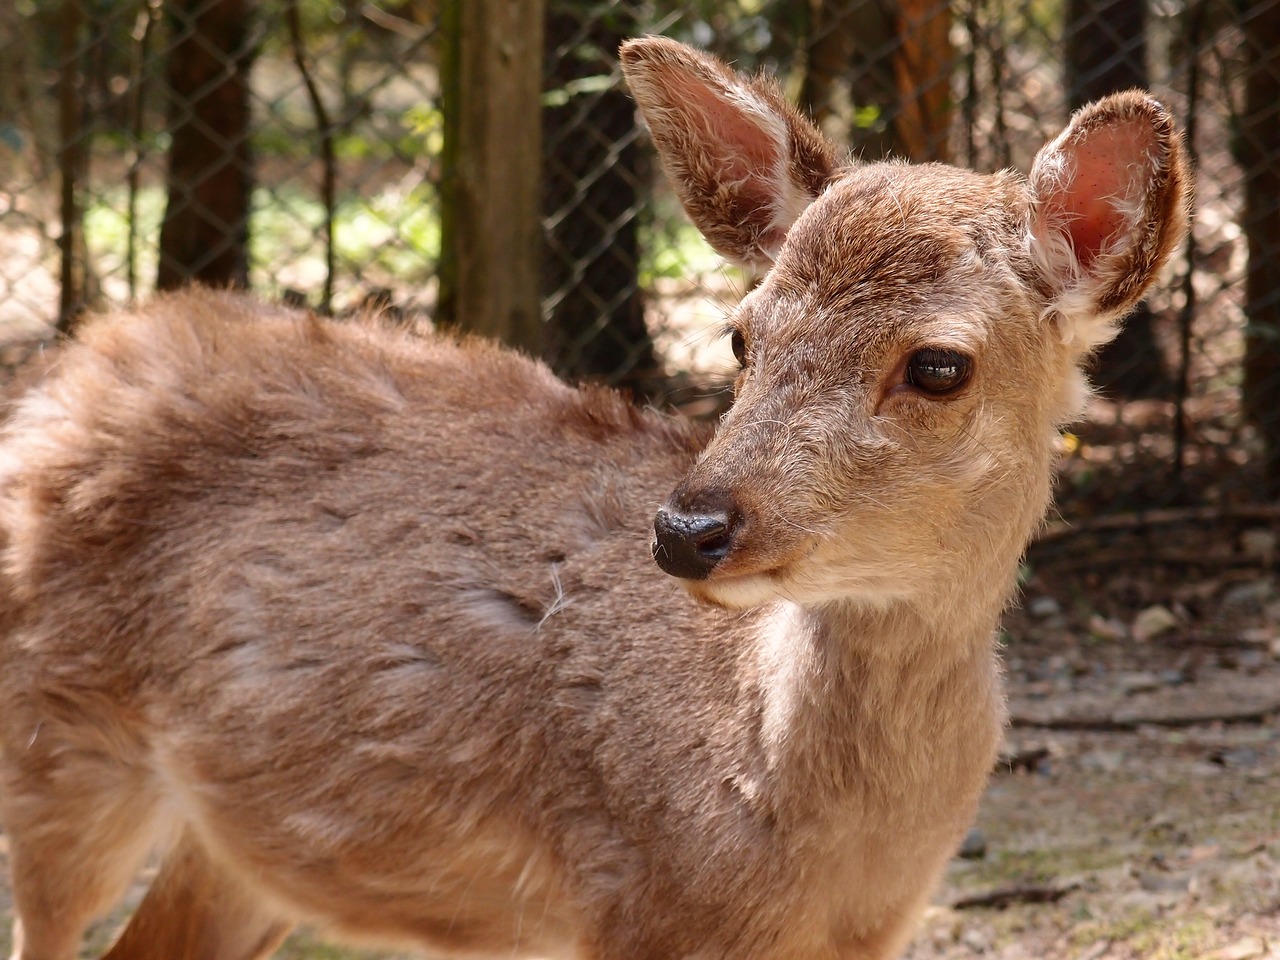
[
  {"xmin": 1065, "ymin": 0, "xmax": 1147, "ymax": 105},
  {"xmin": 127, "ymin": 0, "xmax": 160, "ymax": 302},
  {"xmin": 1240, "ymin": 0, "xmax": 1280, "ymax": 495},
  {"xmin": 800, "ymin": 0, "xmax": 856, "ymax": 130},
  {"xmin": 893, "ymin": 0, "xmax": 952, "ymax": 162},
  {"xmin": 285, "ymin": 0, "xmax": 336, "ymax": 314},
  {"xmin": 815, "ymin": 0, "xmax": 898, "ymax": 159},
  {"xmin": 542, "ymin": 2, "xmax": 655, "ymax": 392},
  {"xmin": 156, "ymin": 0, "xmax": 256, "ymax": 291}
]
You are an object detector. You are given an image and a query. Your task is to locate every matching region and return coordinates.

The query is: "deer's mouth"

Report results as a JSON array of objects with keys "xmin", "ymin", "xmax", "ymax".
[
  {"xmin": 675, "ymin": 564, "xmax": 798, "ymax": 610},
  {"xmin": 652, "ymin": 491, "xmax": 820, "ymax": 608}
]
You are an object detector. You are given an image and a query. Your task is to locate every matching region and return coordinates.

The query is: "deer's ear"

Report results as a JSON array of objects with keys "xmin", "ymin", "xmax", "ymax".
[
  {"xmin": 1027, "ymin": 90, "xmax": 1190, "ymax": 356},
  {"xmin": 620, "ymin": 37, "xmax": 839, "ymax": 271}
]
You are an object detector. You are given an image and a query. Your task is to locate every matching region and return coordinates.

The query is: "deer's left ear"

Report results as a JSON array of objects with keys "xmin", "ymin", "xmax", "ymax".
[{"xmin": 1027, "ymin": 90, "xmax": 1190, "ymax": 356}]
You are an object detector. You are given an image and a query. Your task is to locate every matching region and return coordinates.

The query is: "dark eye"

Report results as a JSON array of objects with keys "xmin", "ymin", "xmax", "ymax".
[
  {"xmin": 905, "ymin": 348, "xmax": 972, "ymax": 396},
  {"xmin": 730, "ymin": 328, "xmax": 747, "ymax": 367}
]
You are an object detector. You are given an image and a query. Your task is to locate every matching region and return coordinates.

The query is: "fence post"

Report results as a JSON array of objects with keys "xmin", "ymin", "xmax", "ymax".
[{"xmin": 438, "ymin": 0, "xmax": 546, "ymax": 355}]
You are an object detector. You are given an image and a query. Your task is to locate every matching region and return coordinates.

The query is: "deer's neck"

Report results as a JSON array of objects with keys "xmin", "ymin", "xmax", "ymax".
[{"xmin": 748, "ymin": 590, "xmax": 1005, "ymax": 813}]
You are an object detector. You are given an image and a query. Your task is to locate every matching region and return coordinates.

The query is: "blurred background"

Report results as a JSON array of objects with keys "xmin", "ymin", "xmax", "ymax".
[
  {"xmin": 2, "ymin": 0, "xmax": 1279, "ymax": 529},
  {"xmin": 3, "ymin": 4, "xmax": 1280, "ymax": 956}
]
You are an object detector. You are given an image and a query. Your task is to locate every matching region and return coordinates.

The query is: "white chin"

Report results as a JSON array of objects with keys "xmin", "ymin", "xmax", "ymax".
[
  {"xmin": 691, "ymin": 569, "xmax": 913, "ymax": 610},
  {"xmin": 688, "ymin": 573, "xmax": 785, "ymax": 610}
]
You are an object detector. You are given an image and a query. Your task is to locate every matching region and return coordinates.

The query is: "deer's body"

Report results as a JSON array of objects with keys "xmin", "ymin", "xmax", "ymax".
[{"xmin": 0, "ymin": 38, "xmax": 1187, "ymax": 960}]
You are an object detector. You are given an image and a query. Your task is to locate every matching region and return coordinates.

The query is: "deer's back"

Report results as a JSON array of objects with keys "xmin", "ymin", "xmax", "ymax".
[{"xmin": 0, "ymin": 290, "xmax": 778, "ymax": 945}]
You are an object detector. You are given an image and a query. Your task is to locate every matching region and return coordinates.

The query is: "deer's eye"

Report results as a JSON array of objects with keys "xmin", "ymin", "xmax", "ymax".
[
  {"xmin": 905, "ymin": 348, "xmax": 972, "ymax": 396},
  {"xmin": 729, "ymin": 328, "xmax": 747, "ymax": 367}
]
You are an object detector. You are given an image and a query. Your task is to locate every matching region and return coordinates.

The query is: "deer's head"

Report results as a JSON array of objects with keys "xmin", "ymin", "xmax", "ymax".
[{"xmin": 622, "ymin": 38, "xmax": 1189, "ymax": 612}]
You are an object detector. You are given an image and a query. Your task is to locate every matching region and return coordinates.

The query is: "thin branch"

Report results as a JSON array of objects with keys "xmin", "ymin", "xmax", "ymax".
[
  {"xmin": 988, "ymin": 0, "xmax": 1010, "ymax": 169},
  {"xmin": 952, "ymin": 882, "xmax": 1081, "ymax": 910},
  {"xmin": 1026, "ymin": 548, "xmax": 1264, "ymax": 574},
  {"xmin": 285, "ymin": 0, "xmax": 336, "ymax": 313},
  {"xmin": 1010, "ymin": 703, "xmax": 1280, "ymax": 733},
  {"xmin": 127, "ymin": 0, "xmax": 160, "ymax": 302},
  {"xmin": 1174, "ymin": 0, "xmax": 1205, "ymax": 479},
  {"xmin": 359, "ymin": 2, "xmax": 424, "ymax": 39},
  {"xmin": 56, "ymin": 0, "xmax": 86, "ymax": 333},
  {"xmin": 962, "ymin": 0, "xmax": 978, "ymax": 167},
  {"xmin": 994, "ymin": 746, "xmax": 1050, "ymax": 774},
  {"xmin": 1035, "ymin": 504, "xmax": 1280, "ymax": 546}
]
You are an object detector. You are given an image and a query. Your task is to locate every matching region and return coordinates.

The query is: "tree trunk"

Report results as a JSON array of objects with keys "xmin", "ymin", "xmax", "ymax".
[
  {"xmin": 438, "ymin": 0, "xmax": 545, "ymax": 355},
  {"xmin": 541, "ymin": 2, "xmax": 655, "ymax": 392},
  {"xmin": 156, "ymin": 0, "xmax": 255, "ymax": 291},
  {"xmin": 893, "ymin": 0, "xmax": 952, "ymax": 162},
  {"xmin": 1240, "ymin": 0, "xmax": 1280, "ymax": 495},
  {"xmin": 1065, "ymin": 0, "xmax": 1171, "ymax": 400},
  {"xmin": 803, "ymin": 0, "xmax": 951, "ymax": 162}
]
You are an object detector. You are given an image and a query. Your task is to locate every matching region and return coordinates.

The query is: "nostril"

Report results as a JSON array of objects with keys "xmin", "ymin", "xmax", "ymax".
[
  {"xmin": 652, "ymin": 506, "xmax": 738, "ymax": 581},
  {"xmin": 690, "ymin": 519, "xmax": 732, "ymax": 560}
]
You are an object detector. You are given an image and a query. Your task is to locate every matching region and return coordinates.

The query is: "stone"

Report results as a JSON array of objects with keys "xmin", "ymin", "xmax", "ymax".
[
  {"xmin": 1131, "ymin": 605, "xmax": 1179, "ymax": 642},
  {"xmin": 957, "ymin": 827, "xmax": 988, "ymax": 860},
  {"xmin": 1221, "ymin": 579, "xmax": 1275, "ymax": 614},
  {"xmin": 1028, "ymin": 595, "xmax": 1062, "ymax": 619},
  {"xmin": 1118, "ymin": 671, "xmax": 1162, "ymax": 695},
  {"xmin": 1240, "ymin": 528, "xmax": 1278, "ymax": 559},
  {"xmin": 1088, "ymin": 614, "xmax": 1128, "ymax": 642}
]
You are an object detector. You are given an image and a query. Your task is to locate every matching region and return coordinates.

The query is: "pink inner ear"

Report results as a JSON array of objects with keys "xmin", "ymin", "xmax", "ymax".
[
  {"xmin": 1054, "ymin": 122, "xmax": 1151, "ymax": 272},
  {"xmin": 678, "ymin": 73, "xmax": 783, "ymax": 209}
]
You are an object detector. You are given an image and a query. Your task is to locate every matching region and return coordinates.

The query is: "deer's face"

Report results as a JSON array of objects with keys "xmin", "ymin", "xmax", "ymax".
[
  {"xmin": 623, "ymin": 37, "xmax": 1188, "ymax": 610},
  {"xmin": 653, "ymin": 166, "xmax": 1063, "ymax": 608}
]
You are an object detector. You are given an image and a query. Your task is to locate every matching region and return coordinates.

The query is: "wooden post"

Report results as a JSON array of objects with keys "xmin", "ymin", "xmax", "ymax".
[{"xmin": 439, "ymin": 0, "xmax": 546, "ymax": 356}]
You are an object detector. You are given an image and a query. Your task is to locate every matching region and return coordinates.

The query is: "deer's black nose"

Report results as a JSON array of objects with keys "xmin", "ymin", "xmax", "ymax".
[{"xmin": 652, "ymin": 505, "xmax": 737, "ymax": 580}]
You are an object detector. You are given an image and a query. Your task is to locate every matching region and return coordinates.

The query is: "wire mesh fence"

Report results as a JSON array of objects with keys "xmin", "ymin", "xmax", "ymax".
[{"xmin": 2, "ymin": 0, "xmax": 1279, "ymax": 534}]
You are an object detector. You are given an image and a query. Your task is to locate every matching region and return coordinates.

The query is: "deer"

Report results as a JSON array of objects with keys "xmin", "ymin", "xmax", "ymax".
[{"xmin": 0, "ymin": 36, "xmax": 1187, "ymax": 960}]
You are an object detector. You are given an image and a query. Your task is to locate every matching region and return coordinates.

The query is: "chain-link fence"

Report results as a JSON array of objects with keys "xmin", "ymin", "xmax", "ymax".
[{"xmin": 2, "ymin": 0, "xmax": 1278, "ymax": 535}]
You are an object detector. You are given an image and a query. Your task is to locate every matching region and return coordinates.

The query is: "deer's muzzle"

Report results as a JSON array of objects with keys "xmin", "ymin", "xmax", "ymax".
[{"xmin": 651, "ymin": 502, "xmax": 738, "ymax": 580}]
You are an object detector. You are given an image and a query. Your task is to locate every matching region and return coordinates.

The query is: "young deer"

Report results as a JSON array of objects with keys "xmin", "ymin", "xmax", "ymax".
[{"xmin": 0, "ymin": 37, "xmax": 1187, "ymax": 960}]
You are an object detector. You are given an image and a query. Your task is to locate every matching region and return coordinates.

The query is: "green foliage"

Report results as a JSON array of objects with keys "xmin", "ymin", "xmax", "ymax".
[
  {"xmin": 80, "ymin": 181, "xmax": 439, "ymax": 305},
  {"xmin": 400, "ymin": 104, "xmax": 444, "ymax": 156},
  {"xmin": 542, "ymin": 74, "xmax": 616, "ymax": 109},
  {"xmin": 639, "ymin": 217, "xmax": 726, "ymax": 285}
]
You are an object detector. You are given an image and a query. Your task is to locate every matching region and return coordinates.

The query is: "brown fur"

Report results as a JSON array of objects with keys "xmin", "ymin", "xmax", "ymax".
[{"xmin": 0, "ymin": 39, "xmax": 1188, "ymax": 960}]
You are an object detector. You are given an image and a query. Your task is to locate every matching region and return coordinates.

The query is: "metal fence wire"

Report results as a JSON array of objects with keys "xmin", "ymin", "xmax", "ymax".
[{"xmin": 3, "ymin": 0, "xmax": 1280, "ymax": 535}]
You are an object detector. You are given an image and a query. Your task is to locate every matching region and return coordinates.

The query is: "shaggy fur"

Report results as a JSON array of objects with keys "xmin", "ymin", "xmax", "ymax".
[{"xmin": 0, "ymin": 37, "xmax": 1188, "ymax": 960}]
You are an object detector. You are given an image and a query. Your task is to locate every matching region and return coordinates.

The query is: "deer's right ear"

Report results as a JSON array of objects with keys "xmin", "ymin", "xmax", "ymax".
[{"xmin": 620, "ymin": 37, "xmax": 839, "ymax": 271}]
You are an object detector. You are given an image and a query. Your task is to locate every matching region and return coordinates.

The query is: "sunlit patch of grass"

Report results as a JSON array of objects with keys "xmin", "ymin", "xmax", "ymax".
[{"xmin": 1066, "ymin": 910, "xmax": 1214, "ymax": 957}]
